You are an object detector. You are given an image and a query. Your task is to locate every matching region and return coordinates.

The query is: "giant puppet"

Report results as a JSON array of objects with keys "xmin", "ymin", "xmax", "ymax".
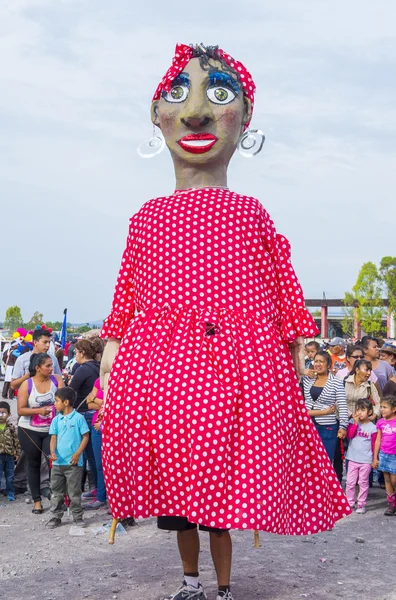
[{"xmin": 100, "ymin": 44, "xmax": 351, "ymax": 600}]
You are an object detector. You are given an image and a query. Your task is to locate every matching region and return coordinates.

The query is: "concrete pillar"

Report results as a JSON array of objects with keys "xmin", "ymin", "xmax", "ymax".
[{"xmin": 321, "ymin": 305, "xmax": 328, "ymax": 339}]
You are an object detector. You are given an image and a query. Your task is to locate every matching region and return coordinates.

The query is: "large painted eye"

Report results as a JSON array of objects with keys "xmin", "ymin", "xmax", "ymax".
[
  {"xmin": 206, "ymin": 86, "xmax": 236, "ymax": 105},
  {"xmin": 163, "ymin": 85, "xmax": 189, "ymax": 103}
]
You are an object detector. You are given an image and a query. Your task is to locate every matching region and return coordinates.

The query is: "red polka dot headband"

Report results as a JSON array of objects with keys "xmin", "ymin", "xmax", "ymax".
[{"xmin": 152, "ymin": 43, "xmax": 256, "ymax": 128}]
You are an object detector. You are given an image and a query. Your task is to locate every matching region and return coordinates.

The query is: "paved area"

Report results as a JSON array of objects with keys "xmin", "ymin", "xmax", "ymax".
[{"xmin": 1, "ymin": 384, "xmax": 395, "ymax": 600}]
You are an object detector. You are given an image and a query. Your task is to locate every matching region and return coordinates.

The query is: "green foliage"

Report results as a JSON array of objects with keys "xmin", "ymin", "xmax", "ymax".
[
  {"xmin": 25, "ymin": 311, "xmax": 44, "ymax": 331},
  {"xmin": 379, "ymin": 256, "xmax": 396, "ymax": 318},
  {"xmin": 352, "ymin": 262, "xmax": 384, "ymax": 335},
  {"xmin": 45, "ymin": 321, "xmax": 63, "ymax": 331},
  {"xmin": 76, "ymin": 325, "xmax": 91, "ymax": 333},
  {"xmin": 4, "ymin": 305, "xmax": 23, "ymax": 332}
]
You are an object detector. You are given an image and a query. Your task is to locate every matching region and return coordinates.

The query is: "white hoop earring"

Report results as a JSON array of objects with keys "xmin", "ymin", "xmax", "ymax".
[
  {"xmin": 137, "ymin": 126, "xmax": 165, "ymax": 159},
  {"xmin": 238, "ymin": 129, "xmax": 265, "ymax": 158}
]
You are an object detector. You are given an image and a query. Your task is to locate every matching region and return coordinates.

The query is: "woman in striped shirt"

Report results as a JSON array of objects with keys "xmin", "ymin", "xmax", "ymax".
[{"xmin": 303, "ymin": 351, "xmax": 349, "ymax": 461}]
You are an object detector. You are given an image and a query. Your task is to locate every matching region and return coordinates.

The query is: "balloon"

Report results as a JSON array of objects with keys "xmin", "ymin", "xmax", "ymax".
[
  {"xmin": 41, "ymin": 324, "xmax": 47, "ymax": 329},
  {"xmin": 24, "ymin": 334, "xmax": 33, "ymax": 342},
  {"xmin": 35, "ymin": 325, "xmax": 41, "ymax": 329},
  {"xmin": 17, "ymin": 328, "xmax": 27, "ymax": 337},
  {"xmin": 28, "ymin": 330, "xmax": 34, "ymax": 335},
  {"xmin": 48, "ymin": 328, "xmax": 53, "ymax": 333},
  {"xmin": 12, "ymin": 332, "xmax": 20, "ymax": 339}
]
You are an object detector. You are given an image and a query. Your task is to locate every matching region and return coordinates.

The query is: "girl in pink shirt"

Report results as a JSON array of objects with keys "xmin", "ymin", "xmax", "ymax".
[{"xmin": 372, "ymin": 396, "xmax": 396, "ymax": 516}]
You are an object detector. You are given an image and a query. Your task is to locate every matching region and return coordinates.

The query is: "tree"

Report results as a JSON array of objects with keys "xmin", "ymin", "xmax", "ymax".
[
  {"xmin": 352, "ymin": 262, "xmax": 384, "ymax": 335},
  {"xmin": 4, "ymin": 305, "xmax": 23, "ymax": 332},
  {"xmin": 76, "ymin": 325, "xmax": 91, "ymax": 333},
  {"xmin": 379, "ymin": 256, "xmax": 396, "ymax": 320},
  {"xmin": 25, "ymin": 311, "xmax": 44, "ymax": 330},
  {"xmin": 45, "ymin": 321, "xmax": 63, "ymax": 331}
]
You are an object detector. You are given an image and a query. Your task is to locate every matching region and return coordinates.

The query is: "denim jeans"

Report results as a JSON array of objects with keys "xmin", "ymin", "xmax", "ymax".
[
  {"xmin": 91, "ymin": 427, "xmax": 106, "ymax": 502},
  {"xmin": 82, "ymin": 411, "xmax": 97, "ymax": 488},
  {"xmin": 315, "ymin": 423, "xmax": 338, "ymax": 461},
  {"xmin": 0, "ymin": 453, "xmax": 15, "ymax": 496}
]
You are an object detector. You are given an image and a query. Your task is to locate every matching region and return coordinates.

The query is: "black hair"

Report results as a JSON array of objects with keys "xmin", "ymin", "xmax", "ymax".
[
  {"xmin": 381, "ymin": 396, "xmax": 396, "ymax": 411},
  {"xmin": 355, "ymin": 398, "xmax": 374, "ymax": 415},
  {"xmin": 361, "ymin": 336, "xmax": 380, "ymax": 350},
  {"xmin": 189, "ymin": 44, "xmax": 242, "ymax": 86},
  {"xmin": 346, "ymin": 344, "xmax": 364, "ymax": 359},
  {"xmin": 349, "ymin": 359, "xmax": 372, "ymax": 378},
  {"xmin": 306, "ymin": 341, "xmax": 320, "ymax": 351},
  {"xmin": 29, "ymin": 352, "xmax": 52, "ymax": 377},
  {"xmin": 0, "ymin": 401, "xmax": 11, "ymax": 413},
  {"xmin": 55, "ymin": 386, "xmax": 77, "ymax": 407},
  {"xmin": 33, "ymin": 328, "xmax": 51, "ymax": 342},
  {"xmin": 313, "ymin": 350, "xmax": 332, "ymax": 369}
]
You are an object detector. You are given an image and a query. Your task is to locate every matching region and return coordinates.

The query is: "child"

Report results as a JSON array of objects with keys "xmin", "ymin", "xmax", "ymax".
[
  {"xmin": 0, "ymin": 401, "xmax": 20, "ymax": 501},
  {"xmin": 372, "ymin": 395, "xmax": 396, "ymax": 516},
  {"xmin": 46, "ymin": 387, "xmax": 89, "ymax": 529},
  {"xmin": 345, "ymin": 398, "xmax": 377, "ymax": 513}
]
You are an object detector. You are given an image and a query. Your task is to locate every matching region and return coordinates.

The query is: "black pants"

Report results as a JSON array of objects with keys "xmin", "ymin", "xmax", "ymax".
[{"xmin": 18, "ymin": 428, "xmax": 50, "ymax": 502}]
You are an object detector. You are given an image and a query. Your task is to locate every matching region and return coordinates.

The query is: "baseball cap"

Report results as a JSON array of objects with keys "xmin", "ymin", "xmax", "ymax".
[{"xmin": 328, "ymin": 337, "xmax": 346, "ymax": 347}]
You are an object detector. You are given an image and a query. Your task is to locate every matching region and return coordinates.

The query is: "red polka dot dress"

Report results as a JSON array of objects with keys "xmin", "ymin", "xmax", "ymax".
[{"xmin": 101, "ymin": 188, "xmax": 351, "ymax": 534}]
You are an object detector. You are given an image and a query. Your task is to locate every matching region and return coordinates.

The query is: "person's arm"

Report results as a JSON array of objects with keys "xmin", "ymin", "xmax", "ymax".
[
  {"xmin": 70, "ymin": 432, "xmax": 89, "ymax": 465},
  {"xmin": 372, "ymin": 429, "xmax": 382, "ymax": 468},
  {"xmin": 17, "ymin": 380, "xmax": 52, "ymax": 417},
  {"xmin": 347, "ymin": 421, "xmax": 358, "ymax": 440},
  {"xmin": 85, "ymin": 383, "xmax": 103, "ymax": 410},
  {"xmin": 54, "ymin": 374, "xmax": 65, "ymax": 389},
  {"xmin": 12, "ymin": 425, "xmax": 21, "ymax": 459},
  {"xmin": 334, "ymin": 379, "xmax": 349, "ymax": 436},
  {"xmin": 371, "ymin": 431, "xmax": 377, "ymax": 456},
  {"xmin": 49, "ymin": 434, "xmax": 57, "ymax": 461},
  {"xmin": 69, "ymin": 364, "xmax": 86, "ymax": 393},
  {"xmin": 10, "ymin": 357, "xmax": 29, "ymax": 391},
  {"xmin": 369, "ymin": 382, "xmax": 381, "ymax": 420}
]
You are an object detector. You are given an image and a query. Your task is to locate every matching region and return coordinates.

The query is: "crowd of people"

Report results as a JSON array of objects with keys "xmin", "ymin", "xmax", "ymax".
[
  {"xmin": 302, "ymin": 335, "xmax": 396, "ymax": 515},
  {"xmin": 0, "ymin": 328, "xmax": 108, "ymax": 526},
  {"xmin": 1, "ymin": 328, "xmax": 395, "ymax": 526}
]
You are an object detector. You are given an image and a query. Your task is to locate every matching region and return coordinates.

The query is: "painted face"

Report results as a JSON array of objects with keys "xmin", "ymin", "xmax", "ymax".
[
  {"xmin": 0, "ymin": 410, "xmax": 9, "ymax": 423},
  {"xmin": 152, "ymin": 58, "xmax": 250, "ymax": 167}
]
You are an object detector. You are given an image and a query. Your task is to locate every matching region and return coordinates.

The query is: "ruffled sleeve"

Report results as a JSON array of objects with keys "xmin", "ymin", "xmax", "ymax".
[
  {"xmin": 258, "ymin": 205, "xmax": 319, "ymax": 343},
  {"xmin": 100, "ymin": 222, "xmax": 135, "ymax": 340}
]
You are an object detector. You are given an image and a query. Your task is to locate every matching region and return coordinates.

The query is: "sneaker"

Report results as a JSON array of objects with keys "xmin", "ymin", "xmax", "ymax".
[
  {"xmin": 7, "ymin": 493, "xmax": 15, "ymax": 501},
  {"xmin": 164, "ymin": 581, "xmax": 207, "ymax": 600},
  {"xmin": 84, "ymin": 500, "xmax": 107, "ymax": 511},
  {"xmin": 82, "ymin": 489, "xmax": 96, "ymax": 499},
  {"xmin": 217, "ymin": 592, "xmax": 235, "ymax": 600},
  {"xmin": 73, "ymin": 517, "xmax": 87, "ymax": 528},
  {"xmin": 46, "ymin": 517, "xmax": 62, "ymax": 529},
  {"xmin": 355, "ymin": 506, "xmax": 366, "ymax": 514}
]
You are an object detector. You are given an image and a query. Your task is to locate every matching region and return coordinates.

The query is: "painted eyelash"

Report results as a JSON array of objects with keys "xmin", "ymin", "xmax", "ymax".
[{"xmin": 209, "ymin": 71, "xmax": 240, "ymax": 94}]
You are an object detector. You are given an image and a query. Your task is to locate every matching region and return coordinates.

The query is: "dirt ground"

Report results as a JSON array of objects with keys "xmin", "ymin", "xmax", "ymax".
[{"xmin": 1, "ymin": 387, "xmax": 396, "ymax": 600}]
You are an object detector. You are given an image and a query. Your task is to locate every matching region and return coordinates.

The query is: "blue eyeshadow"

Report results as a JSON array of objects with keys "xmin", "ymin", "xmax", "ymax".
[{"xmin": 209, "ymin": 71, "xmax": 240, "ymax": 94}]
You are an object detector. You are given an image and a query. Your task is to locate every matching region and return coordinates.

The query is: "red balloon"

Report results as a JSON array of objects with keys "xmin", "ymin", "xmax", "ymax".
[
  {"xmin": 41, "ymin": 324, "xmax": 47, "ymax": 329},
  {"xmin": 48, "ymin": 328, "xmax": 53, "ymax": 333}
]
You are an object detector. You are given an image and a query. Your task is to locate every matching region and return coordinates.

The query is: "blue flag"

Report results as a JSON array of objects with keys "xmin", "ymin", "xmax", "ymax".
[{"xmin": 60, "ymin": 308, "xmax": 67, "ymax": 349}]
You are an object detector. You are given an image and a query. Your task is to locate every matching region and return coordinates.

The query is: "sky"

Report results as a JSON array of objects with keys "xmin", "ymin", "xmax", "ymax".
[{"xmin": 1, "ymin": 0, "xmax": 395, "ymax": 324}]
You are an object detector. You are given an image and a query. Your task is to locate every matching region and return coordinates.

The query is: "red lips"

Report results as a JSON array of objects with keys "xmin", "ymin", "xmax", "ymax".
[{"xmin": 177, "ymin": 133, "xmax": 218, "ymax": 154}]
